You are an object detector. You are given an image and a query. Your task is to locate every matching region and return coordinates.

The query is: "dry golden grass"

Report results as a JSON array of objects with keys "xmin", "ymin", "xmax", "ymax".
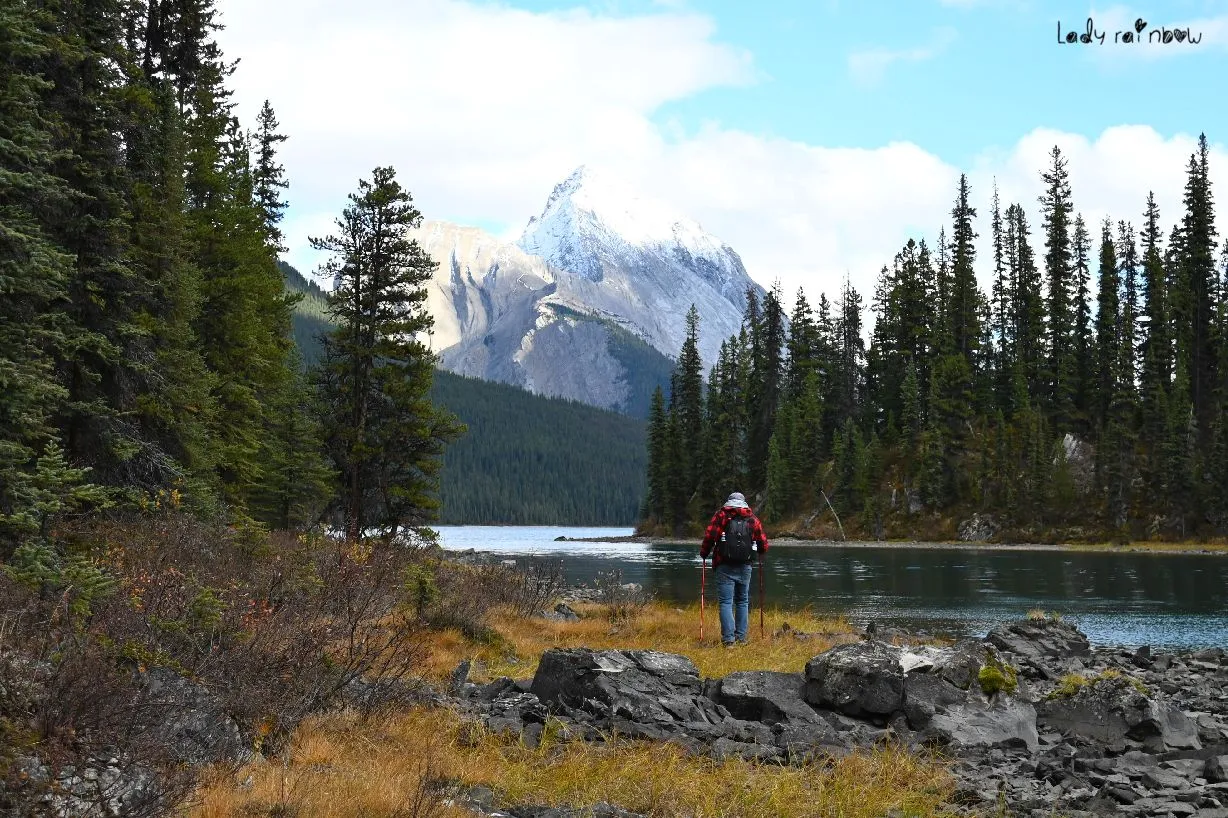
[
  {"xmin": 192, "ymin": 707, "xmax": 960, "ymax": 818},
  {"xmin": 418, "ymin": 602, "xmax": 863, "ymax": 682},
  {"xmin": 1068, "ymin": 540, "xmax": 1228, "ymax": 553},
  {"xmin": 190, "ymin": 601, "xmax": 968, "ymax": 818}
]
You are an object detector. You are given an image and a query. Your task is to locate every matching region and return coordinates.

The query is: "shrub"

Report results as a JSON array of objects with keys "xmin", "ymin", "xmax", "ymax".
[
  {"xmin": 0, "ymin": 512, "xmax": 435, "ymax": 815},
  {"xmin": 425, "ymin": 557, "xmax": 566, "ymax": 639},
  {"xmin": 593, "ymin": 569, "xmax": 652, "ymax": 625}
]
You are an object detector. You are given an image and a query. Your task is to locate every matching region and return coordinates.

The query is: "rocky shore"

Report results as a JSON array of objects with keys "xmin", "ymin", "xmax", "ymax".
[
  {"xmin": 449, "ymin": 616, "xmax": 1228, "ymax": 818},
  {"xmin": 15, "ymin": 603, "xmax": 1228, "ymax": 817}
]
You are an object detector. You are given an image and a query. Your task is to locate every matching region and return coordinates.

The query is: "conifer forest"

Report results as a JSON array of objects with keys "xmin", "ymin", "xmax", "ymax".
[
  {"xmin": 641, "ymin": 142, "xmax": 1227, "ymax": 543},
  {"xmin": 0, "ymin": 0, "xmax": 463, "ymax": 563}
]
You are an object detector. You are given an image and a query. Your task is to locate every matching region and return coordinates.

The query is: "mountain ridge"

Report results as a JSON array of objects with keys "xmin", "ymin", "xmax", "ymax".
[{"xmin": 415, "ymin": 165, "xmax": 766, "ymax": 415}]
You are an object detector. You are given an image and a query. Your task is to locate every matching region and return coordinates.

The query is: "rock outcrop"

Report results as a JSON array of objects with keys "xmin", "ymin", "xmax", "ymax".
[{"xmin": 455, "ymin": 617, "xmax": 1228, "ymax": 818}]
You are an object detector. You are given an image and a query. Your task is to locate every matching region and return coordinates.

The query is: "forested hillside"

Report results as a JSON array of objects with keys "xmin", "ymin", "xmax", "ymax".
[
  {"xmin": 281, "ymin": 260, "xmax": 331, "ymax": 367},
  {"xmin": 278, "ymin": 263, "xmax": 649, "ymax": 524},
  {"xmin": 643, "ymin": 142, "xmax": 1228, "ymax": 543},
  {"xmin": 430, "ymin": 371, "xmax": 646, "ymax": 524}
]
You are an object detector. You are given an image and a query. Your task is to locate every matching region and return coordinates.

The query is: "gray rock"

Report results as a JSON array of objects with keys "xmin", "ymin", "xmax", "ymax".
[
  {"xmin": 717, "ymin": 671, "xmax": 821, "ymax": 725},
  {"xmin": 529, "ymin": 648, "xmax": 723, "ymax": 727},
  {"xmin": 1036, "ymin": 676, "xmax": 1201, "ymax": 752},
  {"xmin": 901, "ymin": 670, "xmax": 965, "ymax": 728},
  {"xmin": 1141, "ymin": 768, "xmax": 1189, "ymax": 790},
  {"xmin": 773, "ymin": 720, "xmax": 847, "ymax": 761},
  {"xmin": 710, "ymin": 737, "xmax": 784, "ymax": 763},
  {"xmin": 986, "ymin": 618, "xmax": 1092, "ymax": 664},
  {"xmin": 925, "ymin": 695, "xmax": 1039, "ymax": 752},
  {"xmin": 933, "ymin": 639, "xmax": 998, "ymax": 690},
  {"xmin": 139, "ymin": 668, "xmax": 248, "ymax": 766},
  {"xmin": 958, "ymin": 513, "xmax": 1000, "ymax": 542},
  {"xmin": 1206, "ymin": 755, "xmax": 1228, "ymax": 784},
  {"xmin": 450, "ymin": 659, "xmax": 472, "ymax": 694},
  {"xmin": 804, "ymin": 640, "xmax": 904, "ymax": 718}
]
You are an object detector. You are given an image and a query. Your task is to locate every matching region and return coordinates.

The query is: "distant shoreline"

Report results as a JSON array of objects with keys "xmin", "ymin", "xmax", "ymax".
[{"xmin": 550, "ymin": 534, "xmax": 1228, "ymax": 555}]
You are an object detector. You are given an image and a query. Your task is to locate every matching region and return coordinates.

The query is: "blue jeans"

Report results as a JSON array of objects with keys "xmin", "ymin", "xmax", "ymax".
[{"xmin": 714, "ymin": 562, "xmax": 753, "ymax": 643}]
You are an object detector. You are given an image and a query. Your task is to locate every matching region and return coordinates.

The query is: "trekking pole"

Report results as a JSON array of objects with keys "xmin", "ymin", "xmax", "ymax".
[
  {"xmin": 758, "ymin": 550, "xmax": 765, "ymax": 640},
  {"xmin": 699, "ymin": 556, "xmax": 707, "ymax": 641}
]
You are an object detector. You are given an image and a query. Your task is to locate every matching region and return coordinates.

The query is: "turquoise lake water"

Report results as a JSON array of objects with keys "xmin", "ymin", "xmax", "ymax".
[{"xmin": 435, "ymin": 525, "xmax": 1228, "ymax": 650}]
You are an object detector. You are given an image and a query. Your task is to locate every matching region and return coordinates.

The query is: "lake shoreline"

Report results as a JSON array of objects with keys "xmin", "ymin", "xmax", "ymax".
[{"xmin": 552, "ymin": 533, "xmax": 1228, "ymax": 555}]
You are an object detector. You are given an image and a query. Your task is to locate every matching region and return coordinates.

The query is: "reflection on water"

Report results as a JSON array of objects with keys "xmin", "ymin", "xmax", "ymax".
[{"xmin": 434, "ymin": 526, "xmax": 1228, "ymax": 650}]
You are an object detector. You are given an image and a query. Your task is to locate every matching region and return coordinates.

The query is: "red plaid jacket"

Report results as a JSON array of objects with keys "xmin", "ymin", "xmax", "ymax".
[{"xmin": 700, "ymin": 505, "xmax": 769, "ymax": 566}]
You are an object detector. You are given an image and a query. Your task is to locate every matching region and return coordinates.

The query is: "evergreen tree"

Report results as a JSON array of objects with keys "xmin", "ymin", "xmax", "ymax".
[
  {"xmin": 1139, "ymin": 192, "xmax": 1171, "ymax": 449},
  {"xmin": 1008, "ymin": 204, "xmax": 1046, "ymax": 407},
  {"xmin": 1177, "ymin": 135, "xmax": 1219, "ymax": 439},
  {"xmin": 989, "ymin": 181, "xmax": 1013, "ymax": 413},
  {"xmin": 792, "ymin": 369, "xmax": 824, "ymax": 501},
  {"xmin": 674, "ymin": 304, "xmax": 706, "ymax": 502},
  {"xmin": 900, "ymin": 360, "xmax": 923, "ymax": 460},
  {"xmin": 124, "ymin": 77, "xmax": 221, "ymax": 508},
  {"xmin": 833, "ymin": 277, "xmax": 865, "ymax": 431},
  {"xmin": 1072, "ymin": 214, "xmax": 1093, "ymax": 432},
  {"xmin": 1093, "ymin": 220, "xmax": 1120, "ymax": 434},
  {"xmin": 252, "ymin": 99, "xmax": 289, "ymax": 252},
  {"xmin": 786, "ymin": 287, "xmax": 817, "ymax": 398},
  {"xmin": 0, "ymin": 0, "xmax": 77, "ymax": 553},
  {"xmin": 933, "ymin": 225, "xmax": 952, "ymax": 351},
  {"xmin": 1039, "ymin": 146, "xmax": 1076, "ymax": 431},
  {"xmin": 312, "ymin": 166, "xmax": 463, "ymax": 541},
  {"xmin": 41, "ymin": 0, "xmax": 160, "ymax": 489},
  {"xmin": 1117, "ymin": 221, "xmax": 1139, "ymax": 398},
  {"xmin": 947, "ymin": 174, "xmax": 981, "ymax": 363},
  {"xmin": 642, "ymin": 385, "xmax": 668, "ymax": 524},
  {"xmin": 248, "ymin": 349, "xmax": 334, "ymax": 529},
  {"xmin": 747, "ymin": 283, "xmax": 786, "ymax": 492},
  {"xmin": 662, "ymin": 397, "xmax": 687, "ymax": 532},
  {"xmin": 763, "ymin": 399, "xmax": 797, "ymax": 522}
]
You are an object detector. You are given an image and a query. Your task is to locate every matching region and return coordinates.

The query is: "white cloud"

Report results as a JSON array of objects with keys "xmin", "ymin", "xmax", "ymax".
[
  {"xmin": 616, "ymin": 124, "xmax": 1228, "ymax": 324},
  {"xmin": 217, "ymin": 0, "xmax": 1228, "ymax": 333},
  {"xmin": 215, "ymin": 0, "xmax": 755, "ymax": 279},
  {"xmin": 847, "ymin": 27, "xmax": 958, "ymax": 87}
]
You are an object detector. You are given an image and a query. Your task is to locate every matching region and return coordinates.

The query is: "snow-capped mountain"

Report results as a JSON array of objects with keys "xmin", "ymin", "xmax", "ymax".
[
  {"xmin": 415, "ymin": 166, "xmax": 766, "ymax": 416},
  {"xmin": 518, "ymin": 165, "xmax": 760, "ymax": 366}
]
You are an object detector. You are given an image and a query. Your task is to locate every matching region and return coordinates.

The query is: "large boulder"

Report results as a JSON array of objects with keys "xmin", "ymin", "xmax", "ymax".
[
  {"xmin": 804, "ymin": 641, "xmax": 905, "ymax": 718},
  {"xmin": 1035, "ymin": 674, "xmax": 1201, "ymax": 751},
  {"xmin": 717, "ymin": 671, "xmax": 822, "ymax": 725},
  {"xmin": 529, "ymin": 648, "xmax": 726, "ymax": 726},
  {"xmin": 904, "ymin": 642, "xmax": 1038, "ymax": 751},
  {"xmin": 986, "ymin": 618, "xmax": 1091, "ymax": 670},
  {"xmin": 924, "ymin": 697, "xmax": 1038, "ymax": 751},
  {"xmin": 804, "ymin": 639, "xmax": 1038, "ymax": 750},
  {"xmin": 957, "ymin": 513, "xmax": 1000, "ymax": 542}
]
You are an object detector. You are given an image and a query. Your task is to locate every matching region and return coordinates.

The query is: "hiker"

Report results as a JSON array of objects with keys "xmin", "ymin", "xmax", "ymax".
[{"xmin": 699, "ymin": 492, "xmax": 769, "ymax": 645}]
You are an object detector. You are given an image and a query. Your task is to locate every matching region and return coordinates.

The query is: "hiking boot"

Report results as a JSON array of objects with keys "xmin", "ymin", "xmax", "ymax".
[{"xmin": 722, "ymin": 640, "xmax": 735, "ymax": 648}]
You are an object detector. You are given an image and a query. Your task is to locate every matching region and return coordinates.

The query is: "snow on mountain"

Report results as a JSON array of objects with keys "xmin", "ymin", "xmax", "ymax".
[
  {"xmin": 517, "ymin": 165, "xmax": 764, "ymax": 368},
  {"xmin": 414, "ymin": 166, "xmax": 766, "ymax": 416},
  {"xmin": 520, "ymin": 165, "xmax": 724, "ymax": 274}
]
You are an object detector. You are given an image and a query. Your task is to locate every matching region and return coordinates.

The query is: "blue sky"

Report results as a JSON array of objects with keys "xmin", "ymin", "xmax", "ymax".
[
  {"xmin": 217, "ymin": 0, "xmax": 1228, "ymax": 303},
  {"xmin": 509, "ymin": 0, "xmax": 1227, "ymax": 166}
]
